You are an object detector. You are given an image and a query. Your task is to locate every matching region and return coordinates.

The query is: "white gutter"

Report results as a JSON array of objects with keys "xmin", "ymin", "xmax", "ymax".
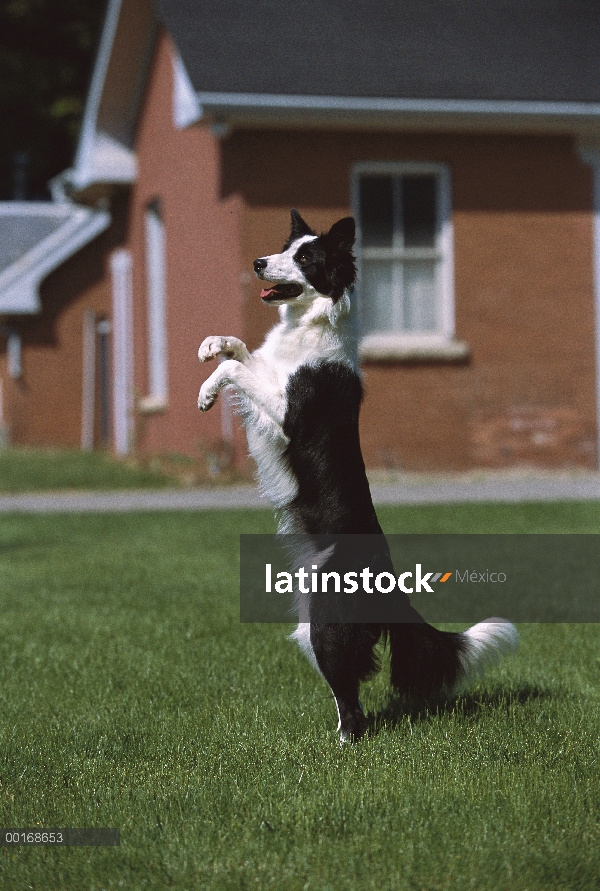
[
  {"xmin": 173, "ymin": 87, "xmax": 600, "ymax": 133},
  {"xmin": 192, "ymin": 91, "xmax": 600, "ymax": 120}
]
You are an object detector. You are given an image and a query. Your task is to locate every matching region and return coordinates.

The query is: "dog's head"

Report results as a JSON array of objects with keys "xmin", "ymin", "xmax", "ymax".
[{"xmin": 253, "ymin": 209, "xmax": 356, "ymax": 306}]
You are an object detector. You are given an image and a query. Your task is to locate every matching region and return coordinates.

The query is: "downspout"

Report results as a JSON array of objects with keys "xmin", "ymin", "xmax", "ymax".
[
  {"xmin": 110, "ymin": 249, "xmax": 134, "ymax": 455},
  {"xmin": 0, "ymin": 325, "xmax": 22, "ymax": 379}
]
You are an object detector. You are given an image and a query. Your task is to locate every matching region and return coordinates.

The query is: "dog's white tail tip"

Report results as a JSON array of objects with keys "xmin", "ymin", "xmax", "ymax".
[{"xmin": 457, "ymin": 618, "xmax": 519, "ymax": 688}]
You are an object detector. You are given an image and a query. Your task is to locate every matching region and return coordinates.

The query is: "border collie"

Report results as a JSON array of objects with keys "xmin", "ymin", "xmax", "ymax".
[{"xmin": 198, "ymin": 209, "xmax": 518, "ymax": 742}]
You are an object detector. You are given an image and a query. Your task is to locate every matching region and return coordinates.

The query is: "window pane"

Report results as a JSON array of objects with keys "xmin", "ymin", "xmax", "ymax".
[
  {"xmin": 359, "ymin": 176, "xmax": 394, "ymax": 247},
  {"xmin": 403, "ymin": 261, "xmax": 438, "ymax": 331},
  {"xmin": 402, "ymin": 176, "xmax": 436, "ymax": 248},
  {"xmin": 361, "ymin": 260, "xmax": 395, "ymax": 332}
]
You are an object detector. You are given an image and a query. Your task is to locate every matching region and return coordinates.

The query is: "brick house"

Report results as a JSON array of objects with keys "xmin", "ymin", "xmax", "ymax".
[{"xmin": 1, "ymin": 0, "xmax": 600, "ymax": 471}]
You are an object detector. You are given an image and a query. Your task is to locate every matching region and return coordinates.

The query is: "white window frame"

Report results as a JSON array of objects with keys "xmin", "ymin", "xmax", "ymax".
[
  {"xmin": 352, "ymin": 162, "xmax": 466, "ymax": 362},
  {"xmin": 139, "ymin": 199, "xmax": 168, "ymax": 413}
]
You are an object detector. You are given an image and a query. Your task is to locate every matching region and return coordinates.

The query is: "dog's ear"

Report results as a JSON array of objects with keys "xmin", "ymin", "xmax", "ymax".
[
  {"xmin": 289, "ymin": 208, "xmax": 315, "ymax": 240},
  {"xmin": 327, "ymin": 217, "xmax": 355, "ymax": 251},
  {"xmin": 326, "ymin": 217, "xmax": 357, "ymax": 302}
]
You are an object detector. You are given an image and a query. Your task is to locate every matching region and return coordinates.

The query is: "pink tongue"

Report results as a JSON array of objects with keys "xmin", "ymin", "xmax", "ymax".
[{"xmin": 260, "ymin": 287, "xmax": 277, "ymax": 298}]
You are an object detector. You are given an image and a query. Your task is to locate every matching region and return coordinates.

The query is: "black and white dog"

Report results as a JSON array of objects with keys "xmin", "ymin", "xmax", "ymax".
[{"xmin": 198, "ymin": 209, "xmax": 518, "ymax": 742}]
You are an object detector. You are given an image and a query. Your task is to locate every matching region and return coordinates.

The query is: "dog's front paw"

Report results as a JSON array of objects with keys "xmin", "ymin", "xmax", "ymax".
[
  {"xmin": 198, "ymin": 336, "xmax": 227, "ymax": 363},
  {"xmin": 199, "ymin": 336, "xmax": 243, "ymax": 363},
  {"xmin": 198, "ymin": 335, "xmax": 234, "ymax": 362},
  {"xmin": 198, "ymin": 382, "xmax": 218, "ymax": 412},
  {"xmin": 199, "ymin": 336, "xmax": 249, "ymax": 363}
]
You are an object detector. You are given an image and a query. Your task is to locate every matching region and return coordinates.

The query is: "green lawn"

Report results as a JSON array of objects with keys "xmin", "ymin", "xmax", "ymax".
[
  {"xmin": 0, "ymin": 448, "xmax": 175, "ymax": 492},
  {"xmin": 0, "ymin": 503, "xmax": 599, "ymax": 890}
]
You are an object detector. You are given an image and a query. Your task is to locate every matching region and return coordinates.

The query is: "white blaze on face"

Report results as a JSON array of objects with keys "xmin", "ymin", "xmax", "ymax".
[{"xmin": 261, "ymin": 235, "xmax": 316, "ymax": 283}]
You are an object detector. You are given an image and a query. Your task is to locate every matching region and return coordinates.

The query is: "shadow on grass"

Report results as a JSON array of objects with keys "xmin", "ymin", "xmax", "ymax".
[
  {"xmin": 0, "ymin": 538, "xmax": 52, "ymax": 553},
  {"xmin": 366, "ymin": 684, "xmax": 552, "ymax": 737}
]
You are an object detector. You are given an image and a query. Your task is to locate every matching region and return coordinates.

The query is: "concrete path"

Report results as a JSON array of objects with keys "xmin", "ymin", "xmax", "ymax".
[
  {"xmin": 369, "ymin": 471, "xmax": 600, "ymax": 506},
  {"xmin": 0, "ymin": 486, "xmax": 264, "ymax": 513},
  {"xmin": 1, "ymin": 471, "xmax": 600, "ymax": 512}
]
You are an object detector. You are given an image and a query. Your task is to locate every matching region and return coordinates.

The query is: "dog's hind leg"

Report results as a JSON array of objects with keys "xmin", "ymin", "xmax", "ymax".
[{"xmin": 310, "ymin": 623, "xmax": 380, "ymax": 742}]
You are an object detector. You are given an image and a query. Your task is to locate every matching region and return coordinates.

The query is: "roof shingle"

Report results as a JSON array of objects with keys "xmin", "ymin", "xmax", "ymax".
[{"xmin": 157, "ymin": 0, "xmax": 600, "ymax": 104}]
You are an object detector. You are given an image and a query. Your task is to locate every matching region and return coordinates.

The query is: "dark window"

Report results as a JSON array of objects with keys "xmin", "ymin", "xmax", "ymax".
[
  {"xmin": 402, "ymin": 176, "xmax": 436, "ymax": 248},
  {"xmin": 359, "ymin": 176, "xmax": 394, "ymax": 247}
]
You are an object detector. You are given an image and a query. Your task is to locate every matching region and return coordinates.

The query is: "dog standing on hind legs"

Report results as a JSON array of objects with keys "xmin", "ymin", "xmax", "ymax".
[{"xmin": 197, "ymin": 208, "xmax": 518, "ymax": 742}]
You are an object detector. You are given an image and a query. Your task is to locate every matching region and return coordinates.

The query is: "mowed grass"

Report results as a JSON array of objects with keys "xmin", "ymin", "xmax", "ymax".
[
  {"xmin": 0, "ymin": 503, "xmax": 599, "ymax": 890},
  {"xmin": 0, "ymin": 448, "xmax": 174, "ymax": 492}
]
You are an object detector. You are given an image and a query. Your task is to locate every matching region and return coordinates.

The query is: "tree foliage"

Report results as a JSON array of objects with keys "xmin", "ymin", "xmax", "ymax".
[{"xmin": 0, "ymin": 0, "xmax": 107, "ymax": 200}]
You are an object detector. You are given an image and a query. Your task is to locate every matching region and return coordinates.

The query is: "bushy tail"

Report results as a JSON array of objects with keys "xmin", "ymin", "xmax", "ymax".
[
  {"xmin": 455, "ymin": 619, "xmax": 519, "ymax": 690},
  {"xmin": 389, "ymin": 619, "xmax": 518, "ymax": 698}
]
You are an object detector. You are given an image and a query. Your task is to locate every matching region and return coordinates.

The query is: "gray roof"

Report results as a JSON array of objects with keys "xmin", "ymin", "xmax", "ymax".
[
  {"xmin": 157, "ymin": 0, "xmax": 600, "ymax": 103},
  {"xmin": 0, "ymin": 203, "xmax": 110, "ymax": 314},
  {"xmin": 0, "ymin": 215, "xmax": 65, "ymax": 275}
]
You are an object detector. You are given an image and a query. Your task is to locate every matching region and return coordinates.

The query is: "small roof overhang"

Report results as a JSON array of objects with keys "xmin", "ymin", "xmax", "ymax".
[{"xmin": 0, "ymin": 203, "xmax": 110, "ymax": 315}]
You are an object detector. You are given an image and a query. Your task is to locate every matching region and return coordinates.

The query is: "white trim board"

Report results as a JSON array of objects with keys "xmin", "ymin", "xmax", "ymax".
[
  {"xmin": 578, "ymin": 147, "xmax": 600, "ymax": 470},
  {"xmin": 173, "ymin": 51, "xmax": 202, "ymax": 129},
  {"xmin": 73, "ymin": 0, "xmax": 124, "ymax": 187},
  {"xmin": 68, "ymin": 0, "xmax": 154, "ymax": 190},
  {"xmin": 111, "ymin": 249, "xmax": 134, "ymax": 455},
  {"xmin": 144, "ymin": 202, "xmax": 168, "ymax": 405}
]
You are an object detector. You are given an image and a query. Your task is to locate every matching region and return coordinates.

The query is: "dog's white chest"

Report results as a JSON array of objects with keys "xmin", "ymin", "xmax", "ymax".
[{"xmin": 244, "ymin": 418, "xmax": 297, "ymax": 510}]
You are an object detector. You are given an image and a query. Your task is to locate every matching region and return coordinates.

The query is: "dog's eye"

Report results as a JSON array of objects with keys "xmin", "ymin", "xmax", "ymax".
[{"xmin": 298, "ymin": 254, "xmax": 308, "ymax": 264}]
